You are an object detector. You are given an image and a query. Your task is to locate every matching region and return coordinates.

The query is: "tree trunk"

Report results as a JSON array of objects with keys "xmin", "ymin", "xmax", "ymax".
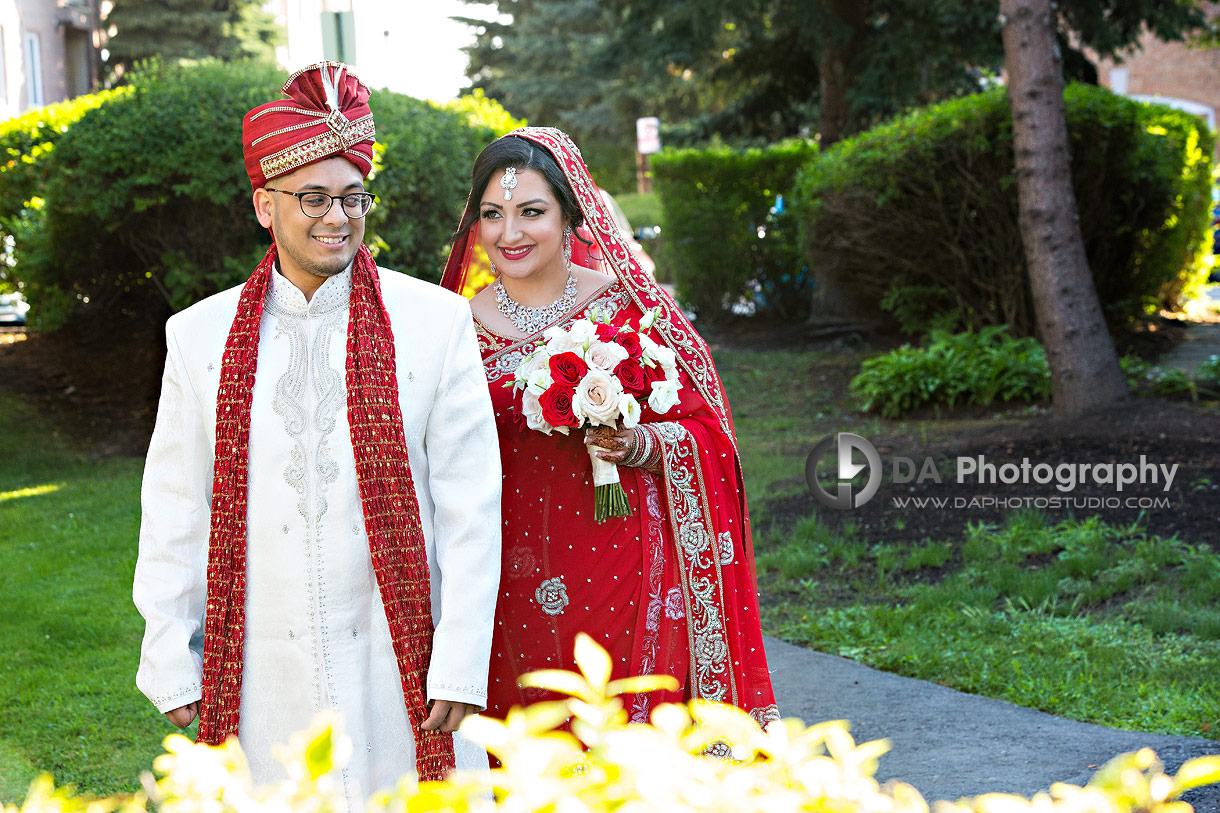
[
  {"xmin": 1000, "ymin": 0, "xmax": 1128, "ymax": 416},
  {"xmin": 817, "ymin": 0, "xmax": 868, "ymax": 147}
]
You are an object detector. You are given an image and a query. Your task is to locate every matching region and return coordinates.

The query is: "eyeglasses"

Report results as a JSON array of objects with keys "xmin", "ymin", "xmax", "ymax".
[{"xmin": 265, "ymin": 187, "xmax": 375, "ymax": 219}]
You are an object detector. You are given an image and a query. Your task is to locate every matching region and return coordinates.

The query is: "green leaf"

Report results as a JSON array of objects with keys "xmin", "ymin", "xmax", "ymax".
[
  {"xmin": 605, "ymin": 675, "xmax": 681, "ymax": 696},
  {"xmin": 1174, "ymin": 755, "xmax": 1220, "ymax": 792},
  {"xmin": 304, "ymin": 725, "xmax": 334, "ymax": 779},
  {"xmin": 517, "ymin": 669, "xmax": 597, "ymax": 702},
  {"xmin": 573, "ymin": 632, "xmax": 613, "ymax": 691}
]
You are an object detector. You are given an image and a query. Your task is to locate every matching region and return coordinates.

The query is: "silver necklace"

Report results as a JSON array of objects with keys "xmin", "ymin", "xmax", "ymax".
[{"xmin": 494, "ymin": 270, "xmax": 578, "ymax": 335}]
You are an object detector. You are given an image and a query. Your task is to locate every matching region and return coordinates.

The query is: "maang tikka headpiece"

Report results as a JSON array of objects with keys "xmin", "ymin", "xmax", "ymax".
[{"xmin": 500, "ymin": 166, "xmax": 517, "ymax": 200}]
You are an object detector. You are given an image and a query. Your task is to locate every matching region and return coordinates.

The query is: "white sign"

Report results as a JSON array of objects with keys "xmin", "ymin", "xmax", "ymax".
[{"xmin": 636, "ymin": 117, "xmax": 661, "ymax": 155}]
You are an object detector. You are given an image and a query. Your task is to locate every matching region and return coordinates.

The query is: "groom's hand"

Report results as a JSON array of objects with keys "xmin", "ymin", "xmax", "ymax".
[
  {"xmin": 421, "ymin": 700, "xmax": 478, "ymax": 732},
  {"xmin": 165, "ymin": 701, "xmax": 199, "ymax": 728}
]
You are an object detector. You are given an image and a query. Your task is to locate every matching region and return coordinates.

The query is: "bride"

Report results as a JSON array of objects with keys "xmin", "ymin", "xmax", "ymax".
[{"xmin": 441, "ymin": 127, "xmax": 778, "ymax": 728}]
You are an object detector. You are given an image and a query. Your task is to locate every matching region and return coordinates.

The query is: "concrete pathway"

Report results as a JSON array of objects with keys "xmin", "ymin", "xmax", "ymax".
[
  {"xmin": 765, "ymin": 636, "xmax": 1220, "ymax": 809},
  {"xmin": 1161, "ymin": 285, "xmax": 1220, "ymax": 374}
]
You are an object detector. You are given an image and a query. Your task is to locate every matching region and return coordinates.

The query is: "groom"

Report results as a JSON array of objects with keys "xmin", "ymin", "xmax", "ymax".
[{"xmin": 132, "ymin": 61, "xmax": 501, "ymax": 802}]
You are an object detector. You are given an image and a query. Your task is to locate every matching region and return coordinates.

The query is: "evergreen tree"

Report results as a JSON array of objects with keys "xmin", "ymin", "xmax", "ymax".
[
  {"xmin": 227, "ymin": 2, "xmax": 284, "ymax": 63},
  {"xmin": 456, "ymin": 0, "xmax": 1209, "ymax": 148},
  {"xmin": 105, "ymin": 0, "xmax": 283, "ymax": 75}
]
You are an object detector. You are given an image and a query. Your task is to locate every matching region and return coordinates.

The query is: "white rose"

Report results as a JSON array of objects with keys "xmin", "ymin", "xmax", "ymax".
[
  {"xmin": 648, "ymin": 378, "xmax": 681, "ymax": 414},
  {"xmin": 573, "ymin": 369, "xmax": 624, "ymax": 427},
  {"xmin": 526, "ymin": 368, "xmax": 553, "ymax": 396},
  {"xmin": 584, "ymin": 340, "xmax": 629, "ymax": 372},
  {"xmin": 521, "ymin": 389, "xmax": 552, "ymax": 434},
  {"xmin": 543, "ymin": 326, "xmax": 580, "ymax": 355},
  {"xmin": 568, "ymin": 318, "xmax": 599, "ymax": 348},
  {"xmin": 638, "ymin": 309, "xmax": 659, "ymax": 331},
  {"xmin": 515, "ymin": 349, "xmax": 547, "ymax": 384},
  {"xmin": 619, "ymin": 393, "xmax": 641, "ymax": 429}
]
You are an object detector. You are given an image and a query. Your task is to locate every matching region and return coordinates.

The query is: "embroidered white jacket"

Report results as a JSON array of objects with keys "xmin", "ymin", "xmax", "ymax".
[{"xmin": 132, "ymin": 265, "xmax": 501, "ymax": 802}]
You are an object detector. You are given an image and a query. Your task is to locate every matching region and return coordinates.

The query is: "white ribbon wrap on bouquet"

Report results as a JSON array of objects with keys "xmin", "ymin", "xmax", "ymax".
[{"xmin": 588, "ymin": 445, "xmax": 622, "ymax": 487}]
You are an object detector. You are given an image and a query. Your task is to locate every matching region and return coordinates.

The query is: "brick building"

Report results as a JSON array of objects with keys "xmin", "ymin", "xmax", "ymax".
[
  {"xmin": 1092, "ymin": 3, "xmax": 1220, "ymax": 158},
  {"xmin": 0, "ymin": 0, "xmax": 103, "ymax": 119}
]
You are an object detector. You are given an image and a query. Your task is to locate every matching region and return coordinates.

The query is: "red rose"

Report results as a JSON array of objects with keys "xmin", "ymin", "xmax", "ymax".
[
  {"xmin": 540, "ymin": 386, "xmax": 579, "ymax": 428},
  {"xmin": 595, "ymin": 323, "xmax": 619, "ymax": 341},
  {"xmin": 614, "ymin": 330, "xmax": 643, "ymax": 359},
  {"xmin": 614, "ymin": 358, "xmax": 650, "ymax": 397},
  {"xmin": 549, "ymin": 351, "xmax": 589, "ymax": 387},
  {"xmin": 643, "ymin": 359, "xmax": 668, "ymax": 385}
]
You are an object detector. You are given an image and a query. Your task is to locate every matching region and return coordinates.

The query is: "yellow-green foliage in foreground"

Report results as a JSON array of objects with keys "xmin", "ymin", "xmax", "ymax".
[{"xmin": 8, "ymin": 635, "xmax": 1220, "ymax": 813}]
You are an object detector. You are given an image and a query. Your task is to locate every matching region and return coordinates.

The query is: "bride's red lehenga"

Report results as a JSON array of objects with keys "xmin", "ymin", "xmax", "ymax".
[{"xmin": 442, "ymin": 127, "xmax": 779, "ymax": 727}]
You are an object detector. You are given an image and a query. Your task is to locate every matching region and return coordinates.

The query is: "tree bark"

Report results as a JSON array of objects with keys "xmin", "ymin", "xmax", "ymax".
[
  {"xmin": 1000, "ymin": 0, "xmax": 1128, "ymax": 416},
  {"xmin": 817, "ymin": 0, "xmax": 868, "ymax": 147}
]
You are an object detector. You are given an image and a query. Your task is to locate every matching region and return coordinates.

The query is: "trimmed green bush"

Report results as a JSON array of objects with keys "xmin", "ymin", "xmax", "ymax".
[
  {"xmin": 366, "ymin": 87, "xmax": 522, "ymax": 283},
  {"xmin": 0, "ymin": 87, "xmax": 128, "ymax": 229},
  {"xmin": 17, "ymin": 60, "xmax": 284, "ymax": 330},
  {"xmin": 794, "ymin": 84, "xmax": 1215, "ymax": 336},
  {"xmin": 12, "ymin": 61, "xmax": 516, "ymax": 330},
  {"xmin": 0, "ymin": 87, "xmax": 129, "ymax": 295},
  {"xmin": 653, "ymin": 140, "xmax": 816, "ymax": 321},
  {"xmin": 440, "ymin": 87, "xmax": 526, "ymax": 139}
]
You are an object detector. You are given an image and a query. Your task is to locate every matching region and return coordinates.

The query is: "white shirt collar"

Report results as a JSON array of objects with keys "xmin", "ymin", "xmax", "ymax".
[{"xmin": 266, "ymin": 260, "xmax": 353, "ymax": 317}]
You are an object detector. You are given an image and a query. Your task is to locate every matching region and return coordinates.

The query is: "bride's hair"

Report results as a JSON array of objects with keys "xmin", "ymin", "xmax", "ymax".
[{"xmin": 453, "ymin": 135, "xmax": 586, "ymax": 242}]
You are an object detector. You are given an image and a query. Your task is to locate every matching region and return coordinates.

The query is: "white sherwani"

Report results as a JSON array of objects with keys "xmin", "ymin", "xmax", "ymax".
[{"xmin": 133, "ymin": 265, "xmax": 501, "ymax": 805}]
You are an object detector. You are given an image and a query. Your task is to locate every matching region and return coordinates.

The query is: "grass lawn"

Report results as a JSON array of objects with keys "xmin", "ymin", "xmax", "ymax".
[
  {"xmin": 713, "ymin": 347, "xmax": 887, "ymax": 511},
  {"xmin": 758, "ymin": 513, "xmax": 1220, "ymax": 738},
  {"xmin": 0, "ymin": 395, "xmax": 182, "ymax": 801}
]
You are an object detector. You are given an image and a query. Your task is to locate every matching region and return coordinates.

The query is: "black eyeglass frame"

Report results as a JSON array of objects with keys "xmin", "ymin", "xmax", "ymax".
[{"xmin": 264, "ymin": 187, "xmax": 375, "ymax": 219}]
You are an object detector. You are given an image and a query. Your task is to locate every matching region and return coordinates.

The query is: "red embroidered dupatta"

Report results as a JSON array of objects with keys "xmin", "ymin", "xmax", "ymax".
[{"xmin": 441, "ymin": 127, "xmax": 778, "ymax": 723}]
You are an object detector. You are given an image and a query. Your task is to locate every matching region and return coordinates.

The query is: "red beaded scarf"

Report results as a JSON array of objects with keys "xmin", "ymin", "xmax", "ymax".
[{"xmin": 197, "ymin": 242, "xmax": 455, "ymax": 781}]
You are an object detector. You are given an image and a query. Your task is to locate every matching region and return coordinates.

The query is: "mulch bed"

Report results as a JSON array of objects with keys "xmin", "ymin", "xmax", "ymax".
[{"xmin": 766, "ymin": 397, "xmax": 1220, "ymax": 550}]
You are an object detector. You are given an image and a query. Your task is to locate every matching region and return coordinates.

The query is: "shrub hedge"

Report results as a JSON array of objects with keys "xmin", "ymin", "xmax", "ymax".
[
  {"xmin": 363, "ymin": 89, "xmax": 517, "ymax": 285},
  {"xmin": 0, "ymin": 86, "xmax": 129, "ymax": 294},
  {"xmin": 10, "ymin": 60, "xmax": 519, "ymax": 331},
  {"xmin": 17, "ymin": 60, "xmax": 286, "ymax": 330},
  {"xmin": 653, "ymin": 140, "xmax": 816, "ymax": 322},
  {"xmin": 793, "ymin": 84, "xmax": 1215, "ymax": 336}
]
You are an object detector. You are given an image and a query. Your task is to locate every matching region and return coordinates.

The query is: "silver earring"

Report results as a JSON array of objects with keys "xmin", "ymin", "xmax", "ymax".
[
  {"xmin": 563, "ymin": 226, "xmax": 573, "ymax": 269},
  {"xmin": 490, "ymin": 260, "xmax": 498, "ymax": 276}
]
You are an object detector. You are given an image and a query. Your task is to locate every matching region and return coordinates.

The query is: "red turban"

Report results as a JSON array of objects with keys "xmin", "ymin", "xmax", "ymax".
[{"xmin": 242, "ymin": 61, "xmax": 376, "ymax": 190}]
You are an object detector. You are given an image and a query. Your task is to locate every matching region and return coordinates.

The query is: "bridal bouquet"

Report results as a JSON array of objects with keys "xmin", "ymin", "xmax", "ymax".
[{"xmin": 508, "ymin": 309, "xmax": 682, "ymax": 521}]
